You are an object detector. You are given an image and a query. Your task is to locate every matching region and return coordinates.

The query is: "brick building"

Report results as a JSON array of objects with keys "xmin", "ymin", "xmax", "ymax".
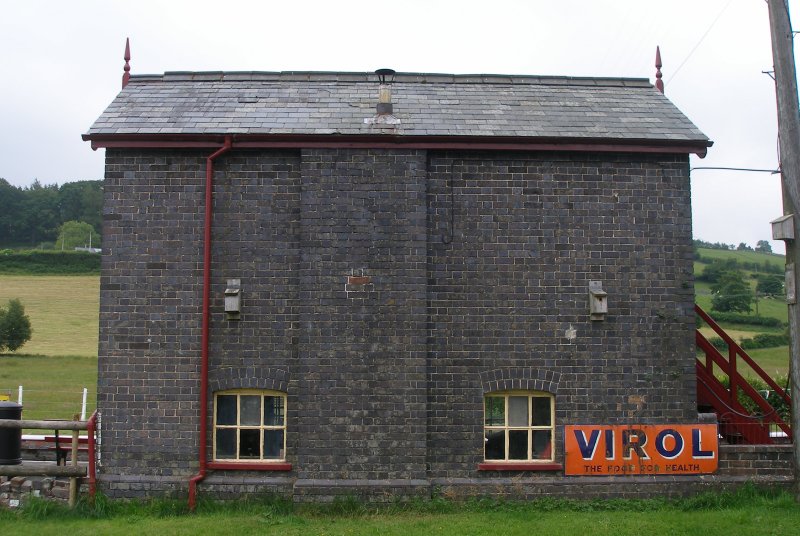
[{"xmin": 83, "ymin": 67, "xmax": 714, "ymax": 501}]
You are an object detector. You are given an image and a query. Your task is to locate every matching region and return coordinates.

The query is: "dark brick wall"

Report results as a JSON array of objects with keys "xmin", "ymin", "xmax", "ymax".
[
  {"xmin": 99, "ymin": 149, "xmax": 208, "ymax": 479},
  {"xmin": 98, "ymin": 147, "xmax": 699, "ymax": 498},
  {"xmin": 718, "ymin": 445, "xmax": 794, "ymax": 478},
  {"xmin": 431, "ymin": 446, "xmax": 793, "ymax": 500},
  {"xmin": 208, "ymin": 150, "xmax": 302, "ymax": 466},
  {"xmin": 99, "ymin": 149, "xmax": 303, "ymax": 479},
  {"xmin": 426, "ymin": 151, "xmax": 696, "ymax": 479},
  {"xmin": 295, "ymin": 149, "xmax": 428, "ymax": 481}
]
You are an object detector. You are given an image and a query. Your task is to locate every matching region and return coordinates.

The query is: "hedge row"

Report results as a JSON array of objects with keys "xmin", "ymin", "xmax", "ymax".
[
  {"xmin": 707, "ymin": 337, "xmax": 728, "ymax": 351},
  {"xmin": 718, "ymin": 375, "xmax": 791, "ymax": 424},
  {"xmin": 707, "ymin": 333, "xmax": 789, "ymax": 351},
  {"xmin": 703, "ymin": 311, "xmax": 785, "ymax": 328},
  {"xmin": 0, "ymin": 250, "xmax": 100, "ymax": 275},
  {"xmin": 694, "ymin": 254, "xmax": 783, "ymax": 275},
  {"xmin": 740, "ymin": 333, "xmax": 791, "ymax": 350}
]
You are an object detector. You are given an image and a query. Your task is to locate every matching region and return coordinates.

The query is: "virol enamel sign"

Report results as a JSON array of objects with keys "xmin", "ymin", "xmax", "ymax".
[{"xmin": 564, "ymin": 425, "xmax": 718, "ymax": 476}]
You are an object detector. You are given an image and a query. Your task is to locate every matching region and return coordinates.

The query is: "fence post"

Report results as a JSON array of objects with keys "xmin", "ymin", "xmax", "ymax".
[
  {"xmin": 17, "ymin": 386, "xmax": 22, "ymax": 405},
  {"xmin": 81, "ymin": 388, "xmax": 87, "ymax": 421}
]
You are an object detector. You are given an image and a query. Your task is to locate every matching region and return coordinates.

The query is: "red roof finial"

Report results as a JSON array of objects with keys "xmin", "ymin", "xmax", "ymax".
[
  {"xmin": 122, "ymin": 38, "xmax": 131, "ymax": 89},
  {"xmin": 655, "ymin": 46, "xmax": 664, "ymax": 94}
]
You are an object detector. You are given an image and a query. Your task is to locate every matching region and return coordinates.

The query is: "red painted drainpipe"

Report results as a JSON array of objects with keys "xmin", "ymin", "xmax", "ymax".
[
  {"xmin": 87, "ymin": 410, "xmax": 98, "ymax": 500},
  {"xmin": 188, "ymin": 136, "xmax": 233, "ymax": 510}
]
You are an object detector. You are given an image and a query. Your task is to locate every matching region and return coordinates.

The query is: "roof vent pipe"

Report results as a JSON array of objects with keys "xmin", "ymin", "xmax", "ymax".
[{"xmin": 375, "ymin": 68, "xmax": 395, "ymax": 115}]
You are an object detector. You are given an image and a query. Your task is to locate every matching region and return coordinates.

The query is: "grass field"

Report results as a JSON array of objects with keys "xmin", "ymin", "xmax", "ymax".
[
  {"xmin": 695, "ymin": 281, "xmax": 788, "ymax": 324},
  {"xmin": 1, "ymin": 486, "xmax": 798, "ymax": 536},
  {"xmin": 8, "ymin": 509, "xmax": 798, "ymax": 536},
  {"xmin": 695, "ymin": 247, "xmax": 785, "ymax": 268},
  {"xmin": 0, "ymin": 275, "xmax": 99, "ymax": 420},
  {"xmin": 0, "ymin": 354, "xmax": 96, "ymax": 420},
  {"xmin": 0, "ymin": 275, "xmax": 99, "ymax": 357},
  {"xmin": 745, "ymin": 346, "xmax": 791, "ymax": 379}
]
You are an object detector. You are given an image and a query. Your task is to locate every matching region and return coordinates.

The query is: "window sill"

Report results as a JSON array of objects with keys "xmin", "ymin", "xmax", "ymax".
[
  {"xmin": 208, "ymin": 461, "xmax": 292, "ymax": 471},
  {"xmin": 478, "ymin": 462, "xmax": 563, "ymax": 472}
]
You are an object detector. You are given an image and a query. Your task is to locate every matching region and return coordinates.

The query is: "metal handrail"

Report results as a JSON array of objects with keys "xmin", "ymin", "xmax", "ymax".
[{"xmin": 695, "ymin": 305, "xmax": 791, "ymax": 442}]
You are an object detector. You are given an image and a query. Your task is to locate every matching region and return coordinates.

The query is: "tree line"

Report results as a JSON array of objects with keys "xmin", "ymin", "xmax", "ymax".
[
  {"xmin": 693, "ymin": 238, "xmax": 773, "ymax": 254},
  {"xmin": 0, "ymin": 179, "xmax": 102, "ymax": 248},
  {"xmin": 695, "ymin": 256, "xmax": 783, "ymax": 277}
]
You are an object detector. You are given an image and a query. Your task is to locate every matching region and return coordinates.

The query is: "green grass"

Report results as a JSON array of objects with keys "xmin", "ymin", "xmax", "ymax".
[
  {"xmin": 0, "ymin": 354, "xmax": 96, "ymax": 420},
  {"xmin": 743, "ymin": 346, "xmax": 791, "ymax": 378},
  {"xmin": 695, "ymin": 276, "xmax": 788, "ymax": 324},
  {"xmin": 696, "ymin": 247, "xmax": 785, "ymax": 269},
  {"xmin": 0, "ymin": 275, "xmax": 99, "ymax": 357},
  {"xmin": 0, "ymin": 275, "xmax": 99, "ymax": 420},
  {"xmin": 7, "ymin": 511, "xmax": 795, "ymax": 536},
  {"xmin": 1, "ymin": 486, "xmax": 798, "ymax": 535},
  {"xmin": 751, "ymin": 297, "xmax": 790, "ymax": 324}
]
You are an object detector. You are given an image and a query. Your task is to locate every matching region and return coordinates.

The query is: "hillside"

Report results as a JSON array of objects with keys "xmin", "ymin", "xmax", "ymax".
[
  {"xmin": 695, "ymin": 247, "xmax": 784, "ymax": 269},
  {"xmin": 694, "ymin": 246, "xmax": 789, "ymax": 377}
]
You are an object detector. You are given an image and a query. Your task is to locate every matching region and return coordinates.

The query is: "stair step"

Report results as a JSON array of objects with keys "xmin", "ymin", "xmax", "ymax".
[
  {"xmin": 697, "ymin": 411, "xmax": 716, "ymax": 422},
  {"xmin": 694, "ymin": 304, "xmax": 791, "ymax": 445}
]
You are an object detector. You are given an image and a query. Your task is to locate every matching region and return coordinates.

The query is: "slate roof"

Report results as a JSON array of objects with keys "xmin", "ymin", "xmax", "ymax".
[{"xmin": 84, "ymin": 71, "xmax": 710, "ymax": 149}]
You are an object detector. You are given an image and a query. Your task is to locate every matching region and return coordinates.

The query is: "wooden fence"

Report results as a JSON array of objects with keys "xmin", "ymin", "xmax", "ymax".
[{"xmin": 0, "ymin": 412, "xmax": 97, "ymax": 507}]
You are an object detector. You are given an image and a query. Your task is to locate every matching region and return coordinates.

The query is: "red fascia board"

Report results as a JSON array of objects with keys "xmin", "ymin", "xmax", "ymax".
[
  {"xmin": 83, "ymin": 133, "xmax": 710, "ymax": 157},
  {"xmin": 206, "ymin": 461, "xmax": 292, "ymax": 471},
  {"xmin": 478, "ymin": 462, "xmax": 564, "ymax": 471}
]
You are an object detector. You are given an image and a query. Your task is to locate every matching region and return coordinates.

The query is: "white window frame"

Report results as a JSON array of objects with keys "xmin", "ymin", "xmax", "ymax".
[
  {"xmin": 484, "ymin": 391, "xmax": 555, "ymax": 462},
  {"xmin": 212, "ymin": 389, "xmax": 287, "ymax": 463}
]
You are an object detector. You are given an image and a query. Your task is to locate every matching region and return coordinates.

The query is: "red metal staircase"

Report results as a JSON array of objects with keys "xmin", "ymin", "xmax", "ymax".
[{"xmin": 695, "ymin": 305, "xmax": 791, "ymax": 444}]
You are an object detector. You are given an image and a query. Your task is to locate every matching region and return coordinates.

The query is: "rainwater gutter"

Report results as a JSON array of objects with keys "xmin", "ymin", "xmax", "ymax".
[
  {"xmin": 188, "ymin": 135, "xmax": 232, "ymax": 510},
  {"xmin": 87, "ymin": 410, "xmax": 98, "ymax": 500}
]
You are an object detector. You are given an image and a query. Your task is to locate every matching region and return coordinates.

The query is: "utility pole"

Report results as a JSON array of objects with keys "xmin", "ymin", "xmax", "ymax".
[{"xmin": 768, "ymin": 0, "xmax": 800, "ymax": 502}]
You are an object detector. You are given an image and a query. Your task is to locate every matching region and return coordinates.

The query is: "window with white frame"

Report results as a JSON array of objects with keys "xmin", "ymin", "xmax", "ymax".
[
  {"xmin": 484, "ymin": 391, "xmax": 554, "ymax": 462},
  {"xmin": 213, "ymin": 390, "xmax": 286, "ymax": 462}
]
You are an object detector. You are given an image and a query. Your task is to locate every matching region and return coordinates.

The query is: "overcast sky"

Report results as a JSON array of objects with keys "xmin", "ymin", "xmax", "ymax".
[{"xmin": 0, "ymin": 0, "xmax": 796, "ymax": 252}]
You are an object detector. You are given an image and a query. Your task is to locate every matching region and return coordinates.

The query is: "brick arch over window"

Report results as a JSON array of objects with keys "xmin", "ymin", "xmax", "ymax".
[
  {"xmin": 479, "ymin": 368, "xmax": 560, "ymax": 394},
  {"xmin": 209, "ymin": 367, "xmax": 289, "ymax": 393}
]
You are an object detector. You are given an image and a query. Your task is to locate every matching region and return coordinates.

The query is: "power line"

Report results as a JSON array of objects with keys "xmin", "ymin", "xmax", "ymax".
[
  {"xmin": 691, "ymin": 166, "xmax": 780, "ymax": 173},
  {"xmin": 666, "ymin": 0, "xmax": 735, "ymax": 86}
]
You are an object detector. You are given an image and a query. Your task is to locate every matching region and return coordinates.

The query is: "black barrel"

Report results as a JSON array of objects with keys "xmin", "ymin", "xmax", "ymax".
[{"xmin": 0, "ymin": 401, "xmax": 22, "ymax": 465}]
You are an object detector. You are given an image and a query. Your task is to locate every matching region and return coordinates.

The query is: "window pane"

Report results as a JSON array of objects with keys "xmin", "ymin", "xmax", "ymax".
[
  {"xmin": 215, "ymin": 428, "xmax": 236, "ymax": 459},
  {"xmin": 508, "ymin": 396, "xmax": 528, "ymax": 427},
  {"xmin": 240, "ymin": 395, "xmax": 261, "ymax": 426},
  {"xmin": 509, "ymin": 430, "xmax": 528, "ymax": 460},
  {"xmin": 532, "ymin": 430, "xmax": 552, "ymax": 460},
  {"xmin": 263, "ymin": 429, "xmax": 284, "ymax": 459},
  {"xmin": 485, "ymin": 397, "xmax": 505, "ymax": 426},
  {"xmin": 239, "ymin": 429, "xmax": 260, "ymax": 459},
  {"xmin": 264, "ymin": 396, "xmax": 285, "ymax": 426},
  {"xmin": 485, "ymin": 430, "xmax": 505, "ymax": 460},
  {"xmin": 532, "ymin": 397, "xmax": 551, "ymax": 426},
  {"xmin": 216, "ymin": 395, "xmax": 237, "ymax": 425}
]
